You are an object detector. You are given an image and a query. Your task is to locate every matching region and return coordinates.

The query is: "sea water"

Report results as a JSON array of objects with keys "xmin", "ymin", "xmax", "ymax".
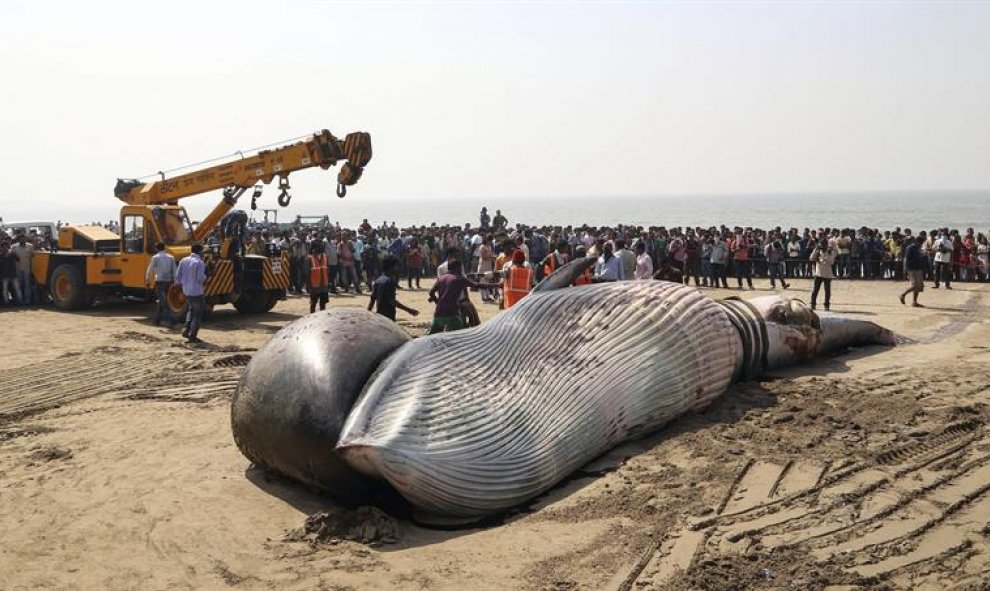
[
  {"xmin": 23, "ymin": 191, "xmax": 988, "ymax": 233},
  {"xmin": 320, "ymin": 191, "xmax": 988, "ymax": 232}
]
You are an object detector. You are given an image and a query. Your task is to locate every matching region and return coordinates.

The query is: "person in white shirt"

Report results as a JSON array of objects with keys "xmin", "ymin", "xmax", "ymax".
[
  {"xmin": 145, "ymin": 241, "xmax": 178, "ymax": 326},
  {"xmin": 614, "ymin": 239, "xmax": 637, "ymax": 281},
  {"xmin": 932, "ymin": 229, "xmax": 954, "ymax": 289},
  {"xmin": 634, "ymin": 242, "xmax": 654, "ymax": 280},
  {"xmin": 469, "ymin": 231, "xmax": 484, "ymax": 271},
  {"xmin": 709, "ymin": 236, "xmax": 730, "ymax": 288},
  {"xmin": 594, "ymin": 242, "xmax": 624, "ymax": 281},
  {"xmin": 513, "ymin": 235, "xmax": 529, "ymax": 262},
  {"xmin": 10, "ymin": 234, "xmax": 35, "ymax": 304},
  {"xmin": 809, "ymin": 239, "xmax": 837, "ymax": 311}
]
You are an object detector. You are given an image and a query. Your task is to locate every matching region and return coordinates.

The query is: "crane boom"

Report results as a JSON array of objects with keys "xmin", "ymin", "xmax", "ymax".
[
  {"xmin": 32, "ymin": 127, "xmax": 372, "ymax": 316},
  {"xmin": 114, "ymin": 129, "xmax": 372, "ymax": 206}
]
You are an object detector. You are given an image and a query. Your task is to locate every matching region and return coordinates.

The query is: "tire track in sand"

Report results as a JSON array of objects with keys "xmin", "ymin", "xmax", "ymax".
[
  {"xmin": 626, "ymin": 418, "xmax": 990, "ymax": 589},
  {"xmin": 0, "ymin": 351, "xmax": 252, "ymax": 423}
]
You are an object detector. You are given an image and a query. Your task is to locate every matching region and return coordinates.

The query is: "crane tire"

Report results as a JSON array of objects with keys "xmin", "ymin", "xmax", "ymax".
[
  {"xmin": 233, "ymin": 290, "xmax": 279, "ymax": 315},
  {"xmin": 50, "ymin": 264, "xmax": 89, "ymax": 310}
]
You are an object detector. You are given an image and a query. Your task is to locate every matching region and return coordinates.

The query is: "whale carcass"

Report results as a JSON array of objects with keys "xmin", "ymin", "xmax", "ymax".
[{"xmin": 231, "ymin": 262, "xmax": 895, "ymax": 521}]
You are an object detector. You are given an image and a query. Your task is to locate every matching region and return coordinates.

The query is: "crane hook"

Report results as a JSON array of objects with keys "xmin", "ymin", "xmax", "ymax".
[
  {"xmin": 336, "ymin": 183, "xmax": 347, "ymax": 198},
  {"xmin": 276, "ymin": 175, "xmax": 292, "ymax": 207}
]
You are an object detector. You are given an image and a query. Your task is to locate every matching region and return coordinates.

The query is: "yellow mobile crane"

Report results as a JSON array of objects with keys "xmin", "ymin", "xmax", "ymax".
[{"xmin": 32, "ymin": 129, "xmax": 371, "ymax": 315}]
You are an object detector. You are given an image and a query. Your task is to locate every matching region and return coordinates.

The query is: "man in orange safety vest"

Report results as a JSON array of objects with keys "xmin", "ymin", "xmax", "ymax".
[
  {"xmin": 305, "ymin": 240, "xmax": 331, "ymax": 313},
  {"xmin": 502, "ymin": 249, "xmax": 535, "ymax": 309},
  {"xmin": 540, "ymin": 241, "xmax": 571, "ymax": 278}
]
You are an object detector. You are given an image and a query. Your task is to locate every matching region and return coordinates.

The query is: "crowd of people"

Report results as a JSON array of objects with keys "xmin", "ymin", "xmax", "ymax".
[
  {"xmin": 1, "ymin": 230, "xmax": 44, "ymax": 307},
  {"xmin": 259, "ymin": 216, "xmax": 990, "ymax": 296},
  {"xmin": 233, "ymin": 209, "xmax": 989, "ymax": 328},
  {"xmin": 5, "ymin": 208, "xmax": 990, "ymax": 319}
]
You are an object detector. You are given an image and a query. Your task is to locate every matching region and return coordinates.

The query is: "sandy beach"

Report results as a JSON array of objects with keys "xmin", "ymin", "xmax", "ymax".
[{"xmin": 1, "ymin": 279, "xmax": 988, "ymax": 590}]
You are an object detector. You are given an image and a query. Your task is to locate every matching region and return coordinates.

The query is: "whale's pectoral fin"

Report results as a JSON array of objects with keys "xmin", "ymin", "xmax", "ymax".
[
  {"xmin": 532, "ymin": 257, "xmax": 597, "ymax": 293},
  {"xmin": 817, "ymin": 313, "xmax": 897, "ymax": 353}
]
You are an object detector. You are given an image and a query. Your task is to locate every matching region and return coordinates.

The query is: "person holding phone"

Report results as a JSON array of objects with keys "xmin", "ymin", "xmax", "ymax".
[{"xmin": 810, "ymin": 238, "xmax": 837, "ymax": 311}]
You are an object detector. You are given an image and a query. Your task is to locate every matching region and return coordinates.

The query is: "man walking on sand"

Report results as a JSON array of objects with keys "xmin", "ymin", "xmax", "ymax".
[
  {"xmin": 368, "ymin": 255, "xmax": 419, "ymax": 321},
  {"xmin": 900, "ymin": 236, "xmax": 926, "ymax": 308},
  {"xmin": 175, "ymin": 243, "xmax": 207, "ymax": 344},
  {"xmin": 145, "ymin": 241, "xmax": 177, "ymax": 326},
  {"xmin": 305, "ymin": 240, "xmax": 331, "ymax": 313}
]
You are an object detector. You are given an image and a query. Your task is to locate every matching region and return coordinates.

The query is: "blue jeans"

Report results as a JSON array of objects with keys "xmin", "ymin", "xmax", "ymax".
[
  {"xmin": 153, "ymin": 281, "xmax": 174, "ymax": 325},
  {"xmin": 767, "ymin": 262, "xmax": 787, "ymax": 286},
  {"xmin": 701, "ymin": 259, "xmax": 713, "ymax": 285},
  {"xmin": 185, "ymin": 295, "xmax": 205, "ymax": 339},
  {"xmin": 710, "ymin": 263, "xmax": 728, "ymax": 288},
  {"xmin": 16, "ymin": 270, "xmax": 33, "ymax": 304},
  {"xmin": 2, "ymin": 277, "xmax": 21, "ymax": 305},
  {"xmin": 340, "ymin": 264, "xmax": 360, "ymax": 291},
  {"xmin": 837, "ymin": 253, "xmax": 850, "ymax": 278},
  {"xmin": 734, "ymin": 260, "xmax": 753, "ymax": 287},
  {"xmin": 811, "ymin": 277, "xmax": 831, "ymax": 308}
]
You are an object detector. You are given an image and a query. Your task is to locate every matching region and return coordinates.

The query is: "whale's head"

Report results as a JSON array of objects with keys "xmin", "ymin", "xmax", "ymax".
[
  {"xmin": 231, "ymin": 308, "xmax": 411, "ymax": 498},
  {"xmin": 734, "ymin": 295, "xmax": 895, "ymax": 371}
]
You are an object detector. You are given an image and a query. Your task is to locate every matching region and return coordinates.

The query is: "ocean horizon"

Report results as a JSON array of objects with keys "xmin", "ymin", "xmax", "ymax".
[
  {"xmin": 316, "ymin": 190, "xmax": 990, "ymax": 232},
  {"xmin": 13, "ymin": 190, "xmax": 990, "ymax": 234}
]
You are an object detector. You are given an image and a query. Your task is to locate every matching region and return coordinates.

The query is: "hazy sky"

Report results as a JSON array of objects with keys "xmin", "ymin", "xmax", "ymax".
[{"xmin": 2, "ymin": 1, "xmax": 988, "ymax": 223}]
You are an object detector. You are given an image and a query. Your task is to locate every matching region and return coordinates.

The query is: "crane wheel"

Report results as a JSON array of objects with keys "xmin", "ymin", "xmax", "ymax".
[
  {"xmin": 233, "ymin": 290, "xmax": 279, "ymax": 315},
  {"xmin": 50, "ymin": 264, "xmax": 90, "ymax": 310}
]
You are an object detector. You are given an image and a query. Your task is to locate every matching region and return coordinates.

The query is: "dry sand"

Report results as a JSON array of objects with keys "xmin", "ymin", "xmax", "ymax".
[{"xmin": 1, "ymin": 279, "xmax": 988, "ymax": 590}]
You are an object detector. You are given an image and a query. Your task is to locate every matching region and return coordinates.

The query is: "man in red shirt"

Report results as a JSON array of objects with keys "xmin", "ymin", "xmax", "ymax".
[
  {"xmin": 427, "ymin": 259, "xmax": 497, "ymax": 334},
  {"xmin": 730, "ymin": 231, "xmax": 754, "ymax": 289}
]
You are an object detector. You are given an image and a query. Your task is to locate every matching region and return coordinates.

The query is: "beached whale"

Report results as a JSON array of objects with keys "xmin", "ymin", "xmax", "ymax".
[{"xmin": 231, "ymin": 259, "xmax": 895, "ymax": 521}]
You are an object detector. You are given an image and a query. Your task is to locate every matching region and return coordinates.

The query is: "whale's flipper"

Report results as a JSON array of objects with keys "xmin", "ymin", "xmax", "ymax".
[
  {"xmin": 817, "ymin": 313, "xmax": 897, "ymax": 353},
  {"xmin": 532, "ymin": 256, "xmax": 597, "ymax": 293}
]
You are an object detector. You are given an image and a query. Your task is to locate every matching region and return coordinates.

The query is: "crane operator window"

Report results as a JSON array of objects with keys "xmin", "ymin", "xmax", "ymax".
[
  {"xmin": 123, "ymin": 216, "xmax": 145, "ymax": 253},
  {"xmin": 162, "ymin": 209, "xmax": 194, "ymax": 245}
]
